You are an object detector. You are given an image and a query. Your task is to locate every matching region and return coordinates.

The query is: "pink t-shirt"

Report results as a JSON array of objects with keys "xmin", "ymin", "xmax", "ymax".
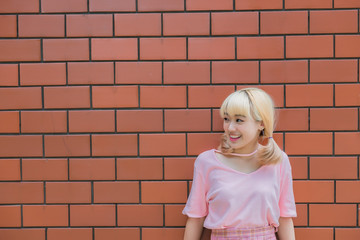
[{"xmin": 182, "ymin": 149, "xmax": 297, "ymax": 229}]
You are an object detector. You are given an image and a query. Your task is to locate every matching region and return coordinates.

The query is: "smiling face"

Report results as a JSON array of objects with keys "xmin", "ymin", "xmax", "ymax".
[{"xmin": 223, "ymin": 113, "xmax": 262, "ymax": 154}]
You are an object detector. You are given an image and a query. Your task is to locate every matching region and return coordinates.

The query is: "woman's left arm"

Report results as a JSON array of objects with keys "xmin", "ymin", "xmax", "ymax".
[{"xmin": 277, "ymin": 217, "xmax": 295, "ymax": 240}]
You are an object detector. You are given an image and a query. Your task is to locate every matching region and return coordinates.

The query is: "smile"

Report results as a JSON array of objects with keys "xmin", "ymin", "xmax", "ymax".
[{"xmin": 229, "ymin": 135, "xmax": 241, "ymax": 142}]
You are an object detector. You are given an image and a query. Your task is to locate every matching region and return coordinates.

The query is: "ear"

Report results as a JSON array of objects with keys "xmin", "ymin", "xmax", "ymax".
[{"xmin": 259, "ymin": 121, "xmax": 264, "ymax": 131}]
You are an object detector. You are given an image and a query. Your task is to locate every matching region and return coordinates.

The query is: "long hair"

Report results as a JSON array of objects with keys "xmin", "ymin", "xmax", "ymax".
[{"xmin": 218, "ymin": 88, "xmax": 282, "ymax": 165}]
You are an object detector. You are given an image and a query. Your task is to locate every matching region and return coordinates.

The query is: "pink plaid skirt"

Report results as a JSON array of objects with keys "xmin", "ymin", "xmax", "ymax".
[{"xmin": 211, "ymin": 225, "xmax": 276, "ymax": 240}]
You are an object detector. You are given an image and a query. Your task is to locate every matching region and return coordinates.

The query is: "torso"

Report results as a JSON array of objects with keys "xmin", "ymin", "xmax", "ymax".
[{"xmin": 214, "ymin": 152, "xmax": 262, "ymax": 174}]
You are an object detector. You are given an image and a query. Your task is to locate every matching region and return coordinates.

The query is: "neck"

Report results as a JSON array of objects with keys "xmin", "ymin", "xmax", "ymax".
[{"xmin": 215, "ymin": 146, "xmax": 259, "ymax": 157}]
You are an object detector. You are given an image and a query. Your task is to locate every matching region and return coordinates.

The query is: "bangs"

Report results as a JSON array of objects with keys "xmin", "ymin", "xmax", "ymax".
[{"xmin": 220, "ymin": 91, "xmax": 253, "ymax": 119}]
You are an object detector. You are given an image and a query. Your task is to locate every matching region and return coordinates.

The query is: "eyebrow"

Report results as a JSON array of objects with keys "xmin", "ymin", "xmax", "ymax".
[{"xmin": 224, "ymin": 113, "xmax": 246, "ymax": 118}]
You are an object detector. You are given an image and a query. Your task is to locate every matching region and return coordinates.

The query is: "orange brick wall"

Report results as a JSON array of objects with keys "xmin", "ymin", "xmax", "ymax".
[{"xmin": 0, "ymin": 0, "xmax": 359, "ymax": 240}]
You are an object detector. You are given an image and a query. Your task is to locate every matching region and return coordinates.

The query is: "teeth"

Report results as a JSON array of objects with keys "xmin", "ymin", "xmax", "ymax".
[{"xmin": 230, "ymin": 135, "xmax": 240, "ymax": 138}]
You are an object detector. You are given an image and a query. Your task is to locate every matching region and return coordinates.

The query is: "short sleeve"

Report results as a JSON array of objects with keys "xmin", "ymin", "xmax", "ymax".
[
  {"xmin": 182, "ymin": 162, "xmax": 208, "ymax": 218},
  {"xmin": 278, "ymin": 153, "xmax": 297, "ymax": 218}
]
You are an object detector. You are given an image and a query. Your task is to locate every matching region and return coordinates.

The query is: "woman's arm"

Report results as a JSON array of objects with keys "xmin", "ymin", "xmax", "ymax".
[
  {"xmin": 277, "ymin": 217, "xmax": 295, "ymax": 240},
  {"xmin": 184, "ymin": 217, "xmax": 206, "ymax": 240}
]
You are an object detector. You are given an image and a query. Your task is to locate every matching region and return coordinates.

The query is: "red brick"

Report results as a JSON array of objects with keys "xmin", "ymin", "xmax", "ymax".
[
  {"xmin": 285, "ymin": 0, "xmax": 332, "ymax": 9},
  {"xmin": 0, "ymin": 39, "xmax": 41, "ymax": 62},
  {"xmin": 68, "ymin": 62, "xmax": 114, "ymax": 85},
  {"xmin": 21, "ymin": 111, "xmax": 67, "ymax": 133},
  {"xmin": 212, "ymin": 61, "xmax": 258, "ymax": 84},
  {"xmin": 235, "ymin": 0, "xmax": 282, "ymax": 10},
  {"xmin": 22, "ymin": 159, "xmax": 68, "ymax": 181},
  {"xmin": 92, "ymin": 134, "xmax": 137, "ymax": 156},
  {"xmin": 286, "ymin": 84, "xmax": 333, "ymax": 107},
  {"xmin": 23, "ymin": 205, "xmax": 68, "ymax": 227},
  {"xmin": 140, "ymin": 134, "xmax": 186, "ymax": 156},
  {"xmin": 165, "ymin": 109, "xmax": 211, "ymax": 132},
  {"xmin": 286, "ymin": 35, "xmax": 333, "ymax": 58},
  {"xmin": 70, "ymin": 158, "xmax": 115, "ymax": 180},
  {"xmin": 141, "ymin": 181, "xmax": 187, "ymax": 203},
  {"xmin": 0, "ymin": 111, "xmax": 19, "ymax": 133},
  {"xmin": 212, "ymin": 109, "xmax": 223, "ymax": 131},
  {"xmin": 293, "ymin": 204, "xmax": 307, "ymax": 226},
  {"xmin": 115, "ymin": 13, "xmax": 161, "ymax": 36},
  {"xmin": 310, "ymin": 108, "xmax": 358, "ymax": 131},
  {"xmin": 164, "ymin": 158, "xmax": 195, "ymax": 180},
  {"xmin": 293, "ymin": 181, "xmax": 334, "ymax": 203},
  {"xmin": 276, "ymin": 108, "xmax": 308, "ymax": 131},
  {"xmin": 45, "ymin": 135, "xmax": 90, "ymax": 157},
  {"xmin": 212, "ymin": 12, "xmax": 258, "ymax": 35},
  {"xmin": 285, "ymin": 133, "xmax": 333, "ymax": 155},
  {"xmin": 89, "ymin": 0, "xmax": 135, "ymax": 12},
  {"xmin": 0, "ymin": 229, "xmax": 45, "ymax": 240},
  {"xmin": 140, "ymin": 86, "xmax": 186, "ymax": 108},
  {"xmin": 261, "ymin": 60, "xmax": 308, "ymax": 84},
  {"xmin": 187, "ymin": 0, "xmax": 232, "ymax": 10},
  {"xmin": 0, "ymin": 182, "xmax": 43, "ymax": 204},
  {"xmin": 94, "ymin": 182, "xmax": 139, "ymax": 203},
  {"xmin": 117, "ymin": 110, "xmax": 163, "ymax": 132},
  {"xmin": 335, "ymin": 84, "xmax": 360, "ymax": 106},
  {"xmin": 20, "ymin": 63, "xmax": 66, "ymax": 86},
  {"xmin": 117, "ymin": 205, "xmax": 163, "ymax": 226},
  {"xmin": 334, "ymin": 0, "xmax": 360, "ymax": 8},
  {"xmin": 188, "ymin": 85, "xmax": 235, "ymax": 108},
  {"xmin": 309, "ymin": 204, "xmax": 356, "ymax": 226},
  {"xmin": 69, "ymin": 110, "xmax": 114, "ymax": 133},
  {"xmin": 236, "ymin": 85, "xmax": 285, "ymax": 108},
  {"xmin": 0, "ymin": 0, "xmax": 39, "ymax": 13},
  {"xmin": 237, "ymin": 36, "xmax": 284, "ymax": 59},
  {"xmin": 335, "ymin": 132, "xmax": 360, "ymax": 155},
  {"xmin": 290, "ymin": 157, "xmax": 308, "ymax": 179},
  {"xmin": 0, "ymin": 64, "xmax": 18, "ymax": 86},
  {"xmin": 140, "ymin": 38, "xmax": 186, "ymax": 60},
  {"xmin": 295, "ymin": 228, "xmax": 333, "ymax": 240},
  {"xmin": 310, "ymin": 59, "xmax": 357, "ymax": 83},
  {"xmin": 95, "ymin": 228, "xmax": 140, "ymax": 240},
  {"xmin": 43, "ymin": 39, "xmax": 89, "ymax": 61},
  {"xmin": 142, "ymin": 228, "xmax": 184, "ymax": 240},
  {"xmin": 117, "ymin": 158, "xmax": 163, "ymax": 180},
  {"xmin": 310, "ymin": 157, "xmax": 357, "ymax": 180},
  {"xmin": 92, "ymin": 38, "xmax": 138, "ymax": 60},
  {"xmin": 336, "ymin": 35, "xmax": 360, "ymax": 58},
  {"xmin": 0, "ymin": 159, "xmax": 20, "ymax": 181},
  {"xmin": 116, "ymin": 62, "xmax": 162, "ymax": 84},
  {"xmin": 336, "ymin": 228, "xmax": 360, "ymax": 240},
  {"xmin": 0, "ymin": 87, "xmax": 42, "ymax": 113},
  {"xmin": 164, "ymin": 62, "xmax": 210, "ymax": 84},
  {"xmin": 163, "ymin": 13, "xmax": 209, "ymax": 36},
  {"xmin": 67, "ymin": 14, "xmax": 112, "ymax": 37},
  {"xmin": 0, "ymin": 15, "xmax": 17, "ymax": 37},
  {"xmin": 188, "ymin": 37, "xmax": 235, "ymax": 60},
  {"xmin": 138, "ymin": 0, "xmax": 184, "ymax": 11},
  {"xmin": 336, "ymin": 181, "xmax": 360, "ymax": 203},
  {"xmin": 0, "ymin": 135, "xmax": 42, "ymax": 157},
  {"xmin": 44, "ymin": 86, "xmax": 90, "ymax": 109},
  {"xmin": 261, "ymin": 11, "xmax": 307, "ymax": 35},
  {"xmin": 70, "ymin": 205, "xmax": 115, "ymax": 226},
  {"xmin": 92, "ymin": 86, "xmax": 138, "ymax": 108},
  {"xmin": 41, "ymin": 0, "xmax": 87, "ymax": 13},
  {"xmin": 47, "ymin": 228, "xmax": 92, "ymax": 240},
  {"xmin": 165, "ymin": 205, "xmax": 186, "ymax": 226},
  {"xmin": 0, "ymin": 206, "xmax": 21, "ymax": 227},
  {"xmin": 187, "ymin": 133, "xmax": 222, "ymax": 155},
  {"xmin": 310, "ymin": 10, "xmax": 358, "ymax": 34},
  {"xmin": 19, "ymin": 15, "xmax": 64, "ymax": 37},
  {"xmin": 46, "ymin": 182, "xmax": 91, "ymax": 203}
]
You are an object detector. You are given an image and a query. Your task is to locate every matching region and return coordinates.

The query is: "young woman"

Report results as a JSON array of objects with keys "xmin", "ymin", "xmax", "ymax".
[{"xmin": 183, "ymin": 88, "xmax": 296, "ymax": 240}]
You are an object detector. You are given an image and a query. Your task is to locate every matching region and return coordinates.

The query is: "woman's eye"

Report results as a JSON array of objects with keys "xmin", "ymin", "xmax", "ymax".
[
  {"xmin": 236, "ymin": 119, "xmax": 243, "ymax": 123},
  {"xmin": 224, "ymin": 117, "xmax": 229, "ymax": 121}
]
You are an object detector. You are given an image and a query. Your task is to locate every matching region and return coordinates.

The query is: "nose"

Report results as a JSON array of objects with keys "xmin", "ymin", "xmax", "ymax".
[{"xmin": 227, "ymin": 121, "xmax": 236, "ymax": 131}]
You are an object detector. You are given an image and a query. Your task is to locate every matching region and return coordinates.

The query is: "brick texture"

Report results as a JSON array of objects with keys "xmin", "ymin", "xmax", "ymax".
[{"xmin": 0, "ymin": 1, "xmax": 358, "ymax": 239}]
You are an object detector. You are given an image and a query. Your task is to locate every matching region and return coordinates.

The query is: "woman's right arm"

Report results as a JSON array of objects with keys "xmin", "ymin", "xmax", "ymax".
[{"xmin": 184, "ymin": 217, "xmax": 206, "ymax": 240}]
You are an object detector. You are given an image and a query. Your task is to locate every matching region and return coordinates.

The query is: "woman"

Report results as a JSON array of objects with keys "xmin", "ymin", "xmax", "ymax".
[{"xmin": 183, "ymin": 88, "xmax": 296, "ymax": 240}]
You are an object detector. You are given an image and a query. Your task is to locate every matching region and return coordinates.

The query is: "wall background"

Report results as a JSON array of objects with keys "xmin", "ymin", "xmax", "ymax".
[{"xmin": 0, "ymin": 0, "xmax": 360, "ymax": 239}]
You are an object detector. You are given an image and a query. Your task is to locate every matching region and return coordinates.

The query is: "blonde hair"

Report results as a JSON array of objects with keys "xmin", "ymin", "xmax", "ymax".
[{"xmin": 218, "ymin": 88, "xmax": 282, "ymax": 165}]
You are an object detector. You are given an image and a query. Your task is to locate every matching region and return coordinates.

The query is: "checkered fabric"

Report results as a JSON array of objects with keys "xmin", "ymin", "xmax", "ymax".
[{"xmin": 211, "ymin": 225, "xmax": 276, "ymax": 240}]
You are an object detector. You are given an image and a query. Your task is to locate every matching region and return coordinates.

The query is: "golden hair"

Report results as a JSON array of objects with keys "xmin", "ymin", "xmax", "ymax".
[{"xmin": 218, "ymin": 88, "xmax": 282, "ymax": 165}]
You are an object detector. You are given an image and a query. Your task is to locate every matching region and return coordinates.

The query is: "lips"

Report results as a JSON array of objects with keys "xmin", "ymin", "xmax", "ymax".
[{"xmin": 229, "ymin": 135, "xmax": 241, "ymax": 142}]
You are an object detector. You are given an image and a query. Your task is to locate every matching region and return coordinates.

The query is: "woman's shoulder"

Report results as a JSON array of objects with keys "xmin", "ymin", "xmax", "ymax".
[{"xmin": 194, "ymin": 149, "xmax": 217, "ymax": 168}]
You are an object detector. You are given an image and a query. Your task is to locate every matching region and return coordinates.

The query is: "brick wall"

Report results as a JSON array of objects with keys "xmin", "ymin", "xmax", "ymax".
[{"xmin": 0, "ymin": 0, "xmax": 360, "ymax": 239}]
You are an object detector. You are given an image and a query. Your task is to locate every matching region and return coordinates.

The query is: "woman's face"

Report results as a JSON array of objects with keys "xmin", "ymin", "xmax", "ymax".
[{"xmin": 223, "ymin": 113, "xmax": 262, "ymax": 154}]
